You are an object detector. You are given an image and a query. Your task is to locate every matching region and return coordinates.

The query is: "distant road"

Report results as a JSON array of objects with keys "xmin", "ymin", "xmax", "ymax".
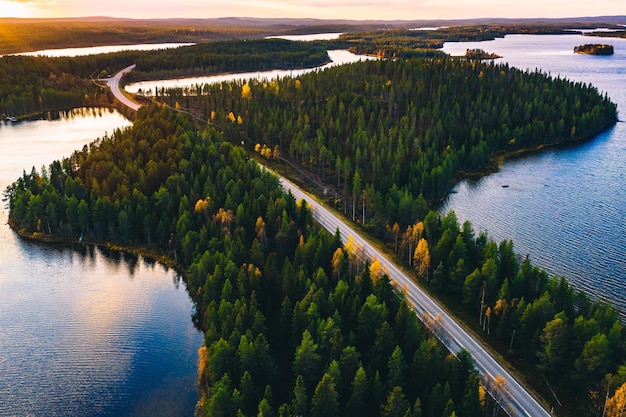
[
  {"xmin": 105, "ymin": 65, "xmax": 142, "ymax": 111},
  {"xmin": 277, "ymin": 175, "xmax": 551, "ymax": 417}
]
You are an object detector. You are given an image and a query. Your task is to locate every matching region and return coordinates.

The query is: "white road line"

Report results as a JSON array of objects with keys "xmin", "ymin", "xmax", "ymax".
[{"xmin": 276, "ymin": 174, "xmax": 549, "ymax": 417}]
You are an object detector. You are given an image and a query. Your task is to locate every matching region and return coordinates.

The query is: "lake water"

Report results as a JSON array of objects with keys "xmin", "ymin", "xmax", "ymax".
[
  {"xmin": 441, "ymin": 34, "xmax": 626, "ymax": 314},
  {"xmin": 11, "ymin": 43, "xmax": 195, "ymax": 57},
  {"xmin": 266, "ymin": 32, "xmax": 343, "ymax": 41},
  {"xmin": 0, "ymin": 108, "xmax": 203, "ymax": 417},
  {"xmin": 125, "ymin": 49, "xmax": 377, "ymax": 94}
]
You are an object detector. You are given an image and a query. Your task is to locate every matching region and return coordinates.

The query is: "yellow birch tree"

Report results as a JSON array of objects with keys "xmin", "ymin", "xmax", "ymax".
[
  {"xmin": 241, "ymin": 84, "xmax": 252, "ymax": 99},
  {"xmin": 413, "ymin": 238, "xmax": 431, "ymax": 280},
  {"xmin": 605, "ymin": 382, "xmax": 626, "ymax": 417}
]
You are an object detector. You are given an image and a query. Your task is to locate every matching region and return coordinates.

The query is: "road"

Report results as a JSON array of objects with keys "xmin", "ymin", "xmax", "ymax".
[
  {"xmin": 277, "ymin": 175, "xmax": 551, "ymax": 417},
  {"xmin": 105, "ymin": 65, "xmax": 142, "ymax": 111},
  {"xmin": 106, "ymin": 63, "xmax": 550, "ymax": 417}
]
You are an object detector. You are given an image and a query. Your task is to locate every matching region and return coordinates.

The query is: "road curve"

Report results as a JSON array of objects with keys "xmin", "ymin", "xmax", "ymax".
[
  {"xmin": 277, "ymin": 174, "xmax": 551, "ymax": 417},
  {"xmin": 106, "ymin": 65, "xmax": 142, "ymax": 111}
]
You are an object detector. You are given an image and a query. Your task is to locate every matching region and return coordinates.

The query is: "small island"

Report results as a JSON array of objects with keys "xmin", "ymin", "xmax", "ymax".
[
  {"xmin": 574, "ymin": 43, "xmax": 614, "ymax": 55},
  {"xmin": 464, "ymin": 48, "xmax": 502, "ymax": 60}
]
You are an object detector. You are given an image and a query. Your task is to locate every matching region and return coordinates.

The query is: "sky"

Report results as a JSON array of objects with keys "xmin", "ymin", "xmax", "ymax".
[{"xmin": 1, "ymin": 0, "xmax": 625, "ymax": 21}]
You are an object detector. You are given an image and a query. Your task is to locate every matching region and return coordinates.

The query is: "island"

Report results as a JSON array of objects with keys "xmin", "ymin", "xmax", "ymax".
[{"xmin": 574, "ymin": 43, "xmax": 614, "ymax": 55}]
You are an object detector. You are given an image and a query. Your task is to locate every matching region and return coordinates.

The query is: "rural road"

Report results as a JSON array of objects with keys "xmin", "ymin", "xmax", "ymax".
[
  {"xmin": 278, "ymin": 175, "xmax": 551, "ymax": 417},
  {"xmin": 107, "ymin": 63, "xmax": 551, "ymax": 417},
  {"xmin": 106, "ymin": 64, "xmax": 141, "ymax": 111}
]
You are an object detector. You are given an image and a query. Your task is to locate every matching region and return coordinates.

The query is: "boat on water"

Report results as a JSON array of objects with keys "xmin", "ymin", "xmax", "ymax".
[{"xmin": 5, "ymin": 116, "xmax": 18, "ymax": 122}]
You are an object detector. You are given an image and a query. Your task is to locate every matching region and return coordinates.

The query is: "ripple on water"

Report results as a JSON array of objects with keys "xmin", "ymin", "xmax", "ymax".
[
  {"xmin": 0, "ymin": 245, "xmax": 202, "ymax": 417},
  {"xmin": 440, "ymin": 34, "xmax": 626, "ymax": 318}
]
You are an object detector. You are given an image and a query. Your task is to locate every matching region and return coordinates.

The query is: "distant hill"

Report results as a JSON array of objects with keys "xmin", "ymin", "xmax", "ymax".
[{"xmin": 2, "ymin": 15, "xmax": 626, "ymax": 27}]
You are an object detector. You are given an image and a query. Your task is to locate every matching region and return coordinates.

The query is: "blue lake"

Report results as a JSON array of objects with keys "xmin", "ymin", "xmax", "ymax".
[
  {"xmin": 0, "ymin": 109, "xmax": 203, "ymax": 417},
  {"xmin": 441, "ymin": 33, "xmax": 626, "ymax": 315}
]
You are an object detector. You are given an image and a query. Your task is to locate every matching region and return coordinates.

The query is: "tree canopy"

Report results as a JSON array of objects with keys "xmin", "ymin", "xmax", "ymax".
[{"xmin": 161, "ymin": 56, "xmax": 616, "ymax": 234}]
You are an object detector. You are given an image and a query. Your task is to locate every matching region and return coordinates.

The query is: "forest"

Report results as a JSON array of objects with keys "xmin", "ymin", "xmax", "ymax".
[
  {"xmin": 4, "ymin": 99, "xmax": 625, "ymax": 416},
  {"xmin": 0, "ymin": 18, "xmax": 275, "ymax": 55},
  {"xmin": 149, "ymin": 56, "xmax": 620, "ymax": 415},
  {"xmin": 159, "ymin": 57, "xmax": 617, "ymax": 233},
  {"xmin": 4, "ymin": 106, "xmax": 487, "ymax": 417},
  {"xmin": 585, "ymin": 30, "xmax": 626, "ymax": 39},
  {"xmin": 3, "ymin": 21, "xmax": 620, "ymax": 118},
  {"xmin": 122, "ymin": 39, "xmax": 329, "ymax": 83},
  {"xmin": 398, "ymin": 211, "xmax": 626, "ymax": 416}
]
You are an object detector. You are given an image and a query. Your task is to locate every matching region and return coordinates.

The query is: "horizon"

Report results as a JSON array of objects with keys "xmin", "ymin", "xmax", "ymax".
[{"xmin": 2, "ymin": 0, "xmax": 626, "ymax": 21}]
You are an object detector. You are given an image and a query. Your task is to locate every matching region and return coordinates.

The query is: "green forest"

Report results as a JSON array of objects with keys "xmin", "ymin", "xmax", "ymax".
[
  {"xmin": 4, "ymin": 106, "xmax": 487, "ymax": 417},
  {"xmin": 152, "ymin": 55, "xmax": 620, "ymax": 415},
  {"xmin": 160, "ymin": 57, "xmax": 616, "ymax": 232},
  {"xmin": 123, "ymin": 39, "xmax": 329, "ymax": 83},
  {"xmin": 4, "ymin": 102, "xmax": 624, "ymax": 416}
]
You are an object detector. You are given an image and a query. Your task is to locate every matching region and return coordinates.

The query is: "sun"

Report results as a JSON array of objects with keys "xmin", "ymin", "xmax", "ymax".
[{"xmin": 0, "ymin": 1, "xmax": 32, "ymax": 18}]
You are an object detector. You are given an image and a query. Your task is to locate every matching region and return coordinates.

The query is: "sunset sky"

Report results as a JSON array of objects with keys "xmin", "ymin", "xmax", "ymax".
[{"xmin": 1, "ymin": 0, "xmax": 625, "ymax": 20}]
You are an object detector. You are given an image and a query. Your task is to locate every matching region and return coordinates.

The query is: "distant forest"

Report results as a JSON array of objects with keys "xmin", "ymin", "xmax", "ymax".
[
  {"xmin": 2, "ymin": 15, "xmax": 625, "ymax": 54},
  {"xmin": 0, "ymin": 19, "xmax": 271, "ymax": 55},
  {"xmin": 0, "ymin": 39, "xmax": 328, "ymax": 117}
]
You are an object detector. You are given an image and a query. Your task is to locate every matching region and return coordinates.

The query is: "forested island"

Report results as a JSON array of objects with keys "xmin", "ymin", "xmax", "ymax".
[
  {"xmin": 574, "ymin": 43, "xmax": 614, "ymax": 55},
  {"xmin": 584, "ymin": 30, "xmax": 626, "ymax": 39},
  {"xmin": 2, "ymin": 25, "xmax": 625, "ymax": 417}
]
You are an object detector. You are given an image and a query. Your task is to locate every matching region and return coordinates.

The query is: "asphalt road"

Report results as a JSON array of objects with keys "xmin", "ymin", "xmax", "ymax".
[
  {"xmin": 277, "ymin": 175, "xmax": 551, "ymax": 417},
  {"xmin": 105, "ymin": 63, "xmax": 551, "ymax": 417},
  {"xmin": 106, "ymin": 65, "xmax": 141, "ymax": 111}
]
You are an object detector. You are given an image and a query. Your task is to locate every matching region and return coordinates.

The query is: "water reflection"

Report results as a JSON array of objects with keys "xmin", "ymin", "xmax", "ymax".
[
  {"xmin": 0, "ymin": 107, "xmax": 202, "ymax": 416},
  {"xmin": 0, "ymin": 241, "xmax": 202, "ymax": 417},
  {"xmin": 0, "ymin": 107, "xmax": 131, "ymax": 185}
]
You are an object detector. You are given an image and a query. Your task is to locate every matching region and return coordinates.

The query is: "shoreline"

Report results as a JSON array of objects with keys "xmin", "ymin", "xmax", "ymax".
[
  {"xmin": 450, "ymin": 119, "xmax": 618, "ymax": 185},
  {"xmin": 9, "ymin": 220, "xmax": 181, "ymax": 271}
]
